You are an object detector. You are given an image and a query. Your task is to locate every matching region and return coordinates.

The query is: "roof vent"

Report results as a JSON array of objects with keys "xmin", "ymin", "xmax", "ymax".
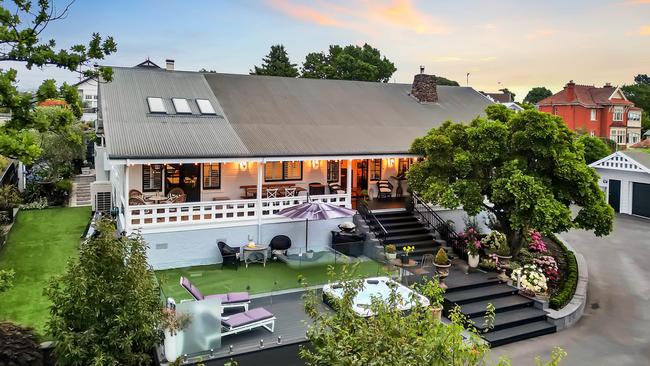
[{"xmin": 166, "ymin": 59, "xmax": 175, "ymax": 71}]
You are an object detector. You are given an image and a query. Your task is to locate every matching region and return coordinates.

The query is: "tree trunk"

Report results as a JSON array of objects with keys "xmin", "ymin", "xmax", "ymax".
[{"xmin": 505, "ymin": 228, "xmax": 525, "ymax": 257}]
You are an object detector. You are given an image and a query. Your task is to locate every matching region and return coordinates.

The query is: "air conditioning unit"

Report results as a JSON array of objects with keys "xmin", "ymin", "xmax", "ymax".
[{"xmin": 90, "ymin": 181, "xmax": 112, "ymax": 212}]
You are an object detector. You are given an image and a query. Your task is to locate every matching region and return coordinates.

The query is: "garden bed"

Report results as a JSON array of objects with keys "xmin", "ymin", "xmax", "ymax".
[{"xmin": 545, "ymin": 235, "xmax": 578, "ymax": 310}]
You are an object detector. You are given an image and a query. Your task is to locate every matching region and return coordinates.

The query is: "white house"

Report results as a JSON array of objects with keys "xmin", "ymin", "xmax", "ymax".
[
  {"xmin": 94, "ymin": 62, "xmax": 493, "ymax": 269},
  {"xmin": 74, "ymin": 77, "xmax": 98, "ymax": 122},
  {"xmin": 589, "ymin": 150, "xmax": 650, "ymax": 218}
]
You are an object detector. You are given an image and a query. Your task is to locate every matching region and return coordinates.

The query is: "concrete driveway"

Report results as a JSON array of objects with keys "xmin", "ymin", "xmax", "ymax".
[{"xmin": 491, "ymin": 214, "xmax": 650, "ymax": 365}]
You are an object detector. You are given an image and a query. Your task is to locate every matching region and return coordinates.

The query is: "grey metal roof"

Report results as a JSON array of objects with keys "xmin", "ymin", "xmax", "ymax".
[
  {"xmin": 100, "ymin": 67, "xmax": 249, "ymax": 159},
  {"xmin": 622, "ymin": 150, "xmax": 650, "ymax": 171},
  {"xmin": 100, "ymin": 67, "xmax": 492, "ymax": 159}
]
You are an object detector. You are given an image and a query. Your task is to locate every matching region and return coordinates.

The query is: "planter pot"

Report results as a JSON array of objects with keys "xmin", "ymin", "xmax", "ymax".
[
  {"xmin": 306, "ymin": 250, "xmax": 314, "ymax": 259},
  {"xmin": 164, "ymin": 330, "xmax": 181, "ymax": 362},
  {"xmin": 386, "ymin": 252, "xmax": 397, "ymax": 260},
  {"xmin": 467, "ymin": 253, "xmax": 480, "ymax": 268},
  {"xmin": 496, "ymin": 255, "xmax": 512, "ymax": 282},
  {"xmin": 434, "ymin": 263, "xmax": 451, "ymax": 289},
  {"xmin": 400, "ymin": 254, "xmax": 409, "ymax": 264},
  {"xmin": 431, "ymin": 305, "xmax": 443, "ymax": 322}
]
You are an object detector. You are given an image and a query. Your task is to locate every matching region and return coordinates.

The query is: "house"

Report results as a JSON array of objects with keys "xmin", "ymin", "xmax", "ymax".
[
  {"xmin": 589, "ymin": 150, "xmax": 650, "ymax": 218},
  {"xmin": 481, "ymin": 91, "xmax": 514, "ymax": 103},
  {"xmin": 93, "ymin": 62, "xmax": 492, "ymax": 269},
  {"xmin": 502, "ymin": 102, "xmax": 525, "ymax": 113},
  {"xmin": 538, "ymin": 81, "xmax": 643, "ymax": 146}
]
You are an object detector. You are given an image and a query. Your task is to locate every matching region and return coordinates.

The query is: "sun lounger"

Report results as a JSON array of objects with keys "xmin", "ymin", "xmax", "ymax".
[
  {"xmin": 180, "ymin": 277, "xmax": 250, "ymax": 312},
  {"xmin": 221, "ymin": 307, "xmax": 276, "ymax": 336}
]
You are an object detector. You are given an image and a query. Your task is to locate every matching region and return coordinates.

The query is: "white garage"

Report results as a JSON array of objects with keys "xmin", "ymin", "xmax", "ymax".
[{"xmin": 590, "ymin": 151, "xmax": 650, "ymax": 218}]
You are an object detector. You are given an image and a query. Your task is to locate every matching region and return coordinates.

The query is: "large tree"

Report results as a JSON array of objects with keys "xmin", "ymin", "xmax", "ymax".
[
  {"xmin": 45, "ymin": 218, "xmax": 163, "ymax": 365},
  {"xmin": 577, "ymin": 135, "xmax": 612, "ymax": 164},
  {"xmin": 301, "ymin": 43, "xmax": 396, "ymax": 82},
  {"xmin": 0, "ymin": 0, "xmax": 116, "ymax": 165},
  {"xmin": 250, "ymin": 44, "xmax": 299, "ymax": 77},
  {"xmin": 408, "ymin": 105, "xmax": 613, "ymax": 255},
  {"xmin": 622, "ymin": 74, "xmax": 650, "ymax": 133},
  {"xmin": 524, "ymin": 87, "xmax": 553, "ymax": 104}
]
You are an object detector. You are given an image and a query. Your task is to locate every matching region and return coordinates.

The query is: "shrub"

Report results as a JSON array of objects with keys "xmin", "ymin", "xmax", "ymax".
[
  {"xmin": 496, "ymin": 239, "xmax": 511, "ymax": 257},
  {"xmin": 385, "ymin": 244, "xmax": 396, "ymax": 254},
  {"xmin": 528, "ymin": 230, "xmax": 547, "ymax": 253},
  {"xmin": 55, "ymin": 179, "xmax": 73, "ymax": 193},
  {"xmin": 434, "ymin": 248, "xmax": 449, "ymax": 265},
  {"xmin": 482, "ymin": 231, "xmax": 506, "ymax": 253},
  {"xmin": 548, "ymin": 235, "xmax": 578, "ymax": 310},
  {"xmin": 0, "ymin": 185, "xmax": 21, "ymax": 210},
  {"xmin": 0, "ymin": 321, "xmax": 43, "ymax": 365},
  {"xmin": 20, "ymin": 197, "xmax": 48, "ymax": 210},
  {"xmin": 0, "ymin": 268, "xmax": 15, "ymax": 293},
  {"xmin": 511, "ymin": 264, "xmax": 547, "ymax": 295}
]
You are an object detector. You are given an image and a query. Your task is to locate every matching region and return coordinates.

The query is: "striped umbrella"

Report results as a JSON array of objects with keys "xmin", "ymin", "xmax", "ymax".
[{"xmin": 277, "ymin": 202, "xmax": 356, "ymax": 251}]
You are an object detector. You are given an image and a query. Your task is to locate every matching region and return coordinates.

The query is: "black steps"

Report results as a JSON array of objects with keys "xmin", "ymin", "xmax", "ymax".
[
  {"xmin": 367, "ymin": 209, "xmax": 442, "ymax": 258},
  {"xmin": 443, "ymin": 271, "xmax": 556, "ymax": 347}
]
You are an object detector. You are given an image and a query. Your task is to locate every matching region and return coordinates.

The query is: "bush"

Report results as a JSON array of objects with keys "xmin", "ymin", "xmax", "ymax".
[
  {"xmin": 548, "ymin": 235, "xmax": 578, "ymax": 310},
  {"xmin": 55, "ymin": 179, "xmax": 73, "ymax": 193},
  {"xmin": 20, "ymin": 197, "xmax": 48, "ymax": 210},
  {"xmin": 434, "ymin": 248, "xmax": 449, "ymax": 265},
  {"xmin": 0, "ymin": 185, "xmax": 22, "ymax": 210},
  {"xmin": 0, "ymin": 321, "xmax": 43, "ymax": 365}
]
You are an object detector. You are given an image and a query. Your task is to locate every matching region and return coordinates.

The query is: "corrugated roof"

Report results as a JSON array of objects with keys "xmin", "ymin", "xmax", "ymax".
[
  {"xmin": 100, "ymin": 67, "xmax": 492, "ymax": 159},
  {"xmin": 623, "ymin": 150, "xmax": 650, "ymax": 171}
]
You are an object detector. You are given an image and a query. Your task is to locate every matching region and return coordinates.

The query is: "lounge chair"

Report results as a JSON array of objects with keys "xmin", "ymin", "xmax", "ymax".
[
  {"xmin": 221, "ymin": 307, "xmax": 276, "ymax": 336},
  {"xmin": 180, "ymin": 277, "xmax": 250, "ymax": 312}
]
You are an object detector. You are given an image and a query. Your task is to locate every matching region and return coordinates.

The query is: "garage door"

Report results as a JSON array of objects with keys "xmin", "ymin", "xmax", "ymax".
[{"xmin": 632, "ymin": 182, "xmax": 650, "ymax": 218}]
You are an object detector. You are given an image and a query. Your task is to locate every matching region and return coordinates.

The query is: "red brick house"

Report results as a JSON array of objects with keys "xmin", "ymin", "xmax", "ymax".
[{"xmin": 538, "ymin": 81, "xmax": 643, "ymax": 146}]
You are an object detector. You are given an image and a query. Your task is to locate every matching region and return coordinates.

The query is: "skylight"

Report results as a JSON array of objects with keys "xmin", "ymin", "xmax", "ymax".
[
  {"xmin": 172, "ymin": 98, "xmax": 192, "ymax": 114},
  {"xmin": 147, "ymin": 97, "xmax": 166, "ymax": 113},
  {"xmin": 196, "ymin": 99, "xmax": 216, "ymax": 115}
]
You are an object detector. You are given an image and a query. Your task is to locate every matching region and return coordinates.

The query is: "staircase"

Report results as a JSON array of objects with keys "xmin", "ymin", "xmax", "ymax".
[
  {"xmin": 369, "ymin": 209, "xmax": 446, "ymax": 257},
  {"xmin": 444, "ymin": 270, "xmax": 556, "ymax": 347},
  {"xmin": 70, "ymin": 168, "xmax": 94, "ymax": 207}
]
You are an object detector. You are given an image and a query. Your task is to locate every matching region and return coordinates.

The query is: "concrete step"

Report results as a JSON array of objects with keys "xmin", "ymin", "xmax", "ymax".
[
  {"xmin": 445, "ymin": 283, "xmax": 520, "ymax": 305},
  {"xmin": 483, "ymin": 320, "xmax": 556, "ymax": 347},
  {"xmin": 470, "ymin": 307, "xmax": 549, "ymax": 332},
  {"xmin": 451, "ymin": 295, "xmax": 533, "ymax": 318}
]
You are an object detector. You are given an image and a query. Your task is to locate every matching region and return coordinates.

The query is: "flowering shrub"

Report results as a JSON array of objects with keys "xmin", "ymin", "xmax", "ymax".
[
  {"xmin": 511, "ymin": 264, "xmax": 547, "ymax": 295},
  {"xmin": 481, "ymin": 231, "xmax": 506, "ymax": 253},
  {"xmin": 528, "ymin": 230, "xmax": 547, "ymax": 253},
  {"xmin": 535, "ymin": 255, "xmax": 559, "ymax": 283},
  {"xmin": 459, "ymin": 227, "xmax": 482, "ymax": 255}
]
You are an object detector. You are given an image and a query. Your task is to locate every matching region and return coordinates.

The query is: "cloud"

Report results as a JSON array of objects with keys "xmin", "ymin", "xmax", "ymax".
[
  {"xmin": 431, "ymin": 56, "xmax": 496, "ymax": 63},
  {"xmin": 626, "ymin": 0, "xmax": 650, "ymax": 4},
  {"xmin": 639, "ymin": 25, "xmax": 650, "ymax": 35},
  {"xmin": 266, "ymin": 0, "xmax": 448, "ymax": 35},
  {"xmin": 477, "ymin": 23, "xmax": 497, "ymax": 30},
  {"xmin": 526, "ymin": 29, "xmax": 557, "ymax": 40}
]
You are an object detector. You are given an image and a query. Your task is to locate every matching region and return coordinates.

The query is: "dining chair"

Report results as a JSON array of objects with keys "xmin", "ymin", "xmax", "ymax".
[
  {"xmin": 411, "ymin": 254, "xmax": 435, "ymax": 276},
  {"xmin": 266, "ymin": 188, "xmax": 278, "ymax": 198},
  {"xmin": 284, "ymin": 187, "xmax": 296, "ymax": 197}
]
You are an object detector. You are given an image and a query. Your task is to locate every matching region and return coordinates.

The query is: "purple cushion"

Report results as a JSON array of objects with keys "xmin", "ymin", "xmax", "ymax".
[
  {"xmin": 180, "ymin": 277, "xmax": 204, "ymax": 300},
  {"xmin": 205, "ymin": 293, "xmax": 228, "ymax": 302},
  {"xmin": 222, "ymin": 307, "xmax": 273, "ymax": 328},
  {"xmin": 226, "ymin": 292, "xmax": 250, "ymax": 303}
]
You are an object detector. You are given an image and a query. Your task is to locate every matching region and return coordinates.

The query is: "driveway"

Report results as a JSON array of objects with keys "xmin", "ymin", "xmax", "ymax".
[{"xmin": 491, "ymin": 214, "xmax": 650, "ymax": 365}]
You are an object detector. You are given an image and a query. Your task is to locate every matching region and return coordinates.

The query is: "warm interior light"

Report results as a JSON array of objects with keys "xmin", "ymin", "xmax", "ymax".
[
  {"xmin": 240, "ymin": 161, "xmax": 248, "ymax": 169},
  {"xmin": 312, "ymin": 160, "xmax": 319, "ymax": 168},
  {"xmin": 389, "ymin": 158, "xmax": 395, "ymax": 166}
]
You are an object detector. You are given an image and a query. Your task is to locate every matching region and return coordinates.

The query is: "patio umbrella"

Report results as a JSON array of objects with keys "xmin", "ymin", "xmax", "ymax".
[{"xmin": 277, "ymin": 202, "xmax": 356, "ymax": 252}]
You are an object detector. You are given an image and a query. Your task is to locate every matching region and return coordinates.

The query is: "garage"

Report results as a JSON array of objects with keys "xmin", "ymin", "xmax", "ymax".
[
  {"xmin": 632, "ymin": 182, "xmax": 650, "ymax": 218},
  {"xmin": 590, "ymin": 150, "xmax": 650, "ymax": 219}
]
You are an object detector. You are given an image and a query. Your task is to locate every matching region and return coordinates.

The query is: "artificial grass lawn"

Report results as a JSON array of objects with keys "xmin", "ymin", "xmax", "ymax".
[
  {"xmin": 0, "ymin": 207, "xmax": 91, "ymax": 335},
  {"xmin": 157, "ymin": 259, "xmax": 384, "ymax": 301}
]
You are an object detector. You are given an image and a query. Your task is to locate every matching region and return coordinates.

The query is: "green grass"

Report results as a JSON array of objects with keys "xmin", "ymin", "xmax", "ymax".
[
  {"xmin": 0, "ymin": 207, "xmax": 91, "ymax": 335},
  {"xmin": 157, "ymin": 260, "xmax": 383, "ymax": 301}
]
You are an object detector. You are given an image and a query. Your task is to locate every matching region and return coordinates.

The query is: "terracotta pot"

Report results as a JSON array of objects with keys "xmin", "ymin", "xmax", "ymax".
[
  {"xmin": 467, "ymin": 253, "xmax": 480, "ymax": 268},
  {"xmin": 431, "ymin": 305, "xmax": 443, "ymax": 322},
  {"xmin": 386, "ymin": 252, "xmax": 397, "ymax": 260}
]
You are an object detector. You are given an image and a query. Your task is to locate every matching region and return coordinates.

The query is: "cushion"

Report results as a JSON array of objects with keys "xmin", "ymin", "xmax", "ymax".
[
  {"xmin": 222, "ymin": 307, "xmax": 273, "ymax": 328},
  {"xmin": 379, "ymin": 187, "xmax": 392, "ymax": 193},
  {"xmin": 180, "ymin": 277, "xmax": 204, "ymax": 300},
  {"xmin": 366, "ymin": 279, "xmax": 379, "ymax": 285},
  {"xmin": 339, "ymin": 221, "xmax": 356, "ymax": 229},
  {"xmin": 226, "ymin": 292, "xmax": 250, "ymax": 303}
]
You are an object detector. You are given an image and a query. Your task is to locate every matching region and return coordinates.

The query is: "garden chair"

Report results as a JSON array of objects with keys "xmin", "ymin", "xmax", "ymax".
[
  {"xmin": 220, "ymin": 307, "xmax": 276, "ymax": 336},
  {"xmin": 269, "ymin": 235, "xmax": 292, "ymax": 258},
  {"xmin": 283, "ymin": 187, "xmax": 296, "ymax": 197},
  {"xmin": 266, "ymin": 188, "xmax": 278, "ymax": 198},
  {"xmin": 128, "ymin": 196, "xmax": 146, "ymax": 205},
  {"xmin": 218, "ymin": 241, "xmax": 240, "ymax": 268},
  {"xmin": 376, "ymin": 180, "xmax": 393, "ymax": 200},
  {"xmin": 410, "ymin": 253, "xmax": 435, "ymax": 275},
  {"xmin": 129, "ymin": 189, "xmax": 143, "ymax": 198},
  {"xmin": 180, "ymin": 277, "xmax": 250, "ymax": 312}
]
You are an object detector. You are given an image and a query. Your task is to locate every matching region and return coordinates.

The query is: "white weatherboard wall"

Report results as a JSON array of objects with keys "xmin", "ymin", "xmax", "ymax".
[
  {"xmin": 594, "ymin": 169, "xmax": 650, "ymax": 215},
  {"xmin": 142, "ymin": 217, "xmax": 346, "ymax": 269}
]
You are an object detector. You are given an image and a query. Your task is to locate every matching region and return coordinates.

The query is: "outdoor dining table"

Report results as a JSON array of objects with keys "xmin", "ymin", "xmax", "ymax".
[
  {"xmin": 147, "ymin": 194, "xmax": 169, "ymax": 204},
  {"xmin": 242, "ymin": 244, "xmax": 269, "ymax": 268},
  {"xmin": 391, "ymin": 258, "xmax": 418, "ymax": 283}
]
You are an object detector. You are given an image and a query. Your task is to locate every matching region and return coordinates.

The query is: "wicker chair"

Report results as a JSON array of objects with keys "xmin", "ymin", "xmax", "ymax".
[
  {"xmin": 170, "ymin": 194, "xmax": 187, "ymax": 203},
  {"xmin": 376, "ymin": 180, "xmax": 393, "ymax": 200},
  {"xmin": 129, "ymin": 196, "xmax": 146, "ymax": 205},
  {"xmin": 168, "ymin": 187, "xmax": 185, "ymax": 197},
  {"xmin": 129, "ymin": 189, "xmax": 143, "ymax": 198}
]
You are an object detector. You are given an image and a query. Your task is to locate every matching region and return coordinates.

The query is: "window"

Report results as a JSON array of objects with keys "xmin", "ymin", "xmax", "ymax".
[
  {"xmin": 202, "ymin": 163, "xmax": 221, "ymax": 189},
  {"xmin": 326, "ymin": 160, "xmax": 339, "ymax": 182},
  {"xmin": 628, "ymin": 112, "xmax": 641, "ymax": 122},
  {"xmin": 397, "ymin": 158, "xmax": 410, "ymax": 176},
  {"xmin": 265, "ymin": 161, "xmax": 303, "ymax": 181},
  {"xmin": 590, "ymin": 109, "xmax": 597, "ymax": 121},
  {"xmin": 196, "ymin": 99, "xmax": 216, "ymax": 114},
  {"xmin": 628, "ymin": 133, "xmax": 640, "ymax": 145},
  {"xmin": 613, "ymin": 107, "xmax": 624, "ymax": 122},
  {"xmin": 142, "ymin": 164, "xmax": 163, "ymax": 191},
  {"xmin": 590, "ymin": 130, "xmax": 595, "ymax": 137},
  {"xmin": 370, "ymin": 159, "xmax": 382, "ymax": 181},
  {"xmin": 147, "ymin": 97, "xmax": 166, "ymax": 113},
  {"xmin": 610, "ymin": 129, "xmax": 626, "ymax": 144},
  {"xmin": 172, "ymin": 98, "xmax": 192, "ymax": 114}
]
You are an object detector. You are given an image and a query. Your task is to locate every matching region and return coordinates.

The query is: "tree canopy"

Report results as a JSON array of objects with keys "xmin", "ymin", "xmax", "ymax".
[
  {"xmin": 577, "ymin": 135, "xmax": 613, "ymax": 164},
  {"xmin": 0, "ymin": 0, "xmax": 116, "ymax": 164},
  {"xmin": 250, "ymin": 44, "xmax": 299, "ymax": 77},
  {"xmin": 45, "ymin": 218, "xmax": 162, "ymax": 365},
  {"xmin": 622, "ymin": 74, "xmax": 650, "ymax": 133},
  {"xmin": 408, "ymin": 105, "xmax": 614, "ymax": 254},
  {"xmin": 301, "ymin": 43, "xmax": 396, "ymax": 82},
  {"xmin": 524, "ymin": 87, "xmax": 553, "ymax": 104},
  {"xmin": 499, "ymin": 88, "xmax": 516, "ymax": 101}
]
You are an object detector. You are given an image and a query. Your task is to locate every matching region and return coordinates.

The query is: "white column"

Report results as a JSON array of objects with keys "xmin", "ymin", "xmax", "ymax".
[
  {"xmin": 256, "ymin": 162, "xmax": 263, "ymax": 243},
  {"xmin": 123, "ymin": 164, "xmax": 130, "ymax": 232},
  {"xmin": 346, "ymin": 159, "xmax": 352, "ymax": 209}
]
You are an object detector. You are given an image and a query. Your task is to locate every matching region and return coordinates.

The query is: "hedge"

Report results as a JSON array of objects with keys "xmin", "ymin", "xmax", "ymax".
[{"xmin": 548, "ymin": 234, "xmax": 578, "ymax": 310}]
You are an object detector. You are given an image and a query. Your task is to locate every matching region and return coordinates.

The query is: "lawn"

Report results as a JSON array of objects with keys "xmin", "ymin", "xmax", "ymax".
[
  {"xmin": 0, "ymin": 207, "xmax": 91, "ymax": 335},
  {"xmin": 157, "ymin": 259, "xmax": 384, "ymax": 301}
]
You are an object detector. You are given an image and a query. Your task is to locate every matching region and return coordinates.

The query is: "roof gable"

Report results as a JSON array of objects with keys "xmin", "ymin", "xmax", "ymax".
[{"xmin": 589, "ymin": 151, "xmax": 650, "ymax": 174}]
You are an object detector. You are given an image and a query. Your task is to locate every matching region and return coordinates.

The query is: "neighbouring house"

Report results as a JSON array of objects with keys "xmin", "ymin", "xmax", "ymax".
[
  {"xmin": 502, "ymin": 102, "xmax": 525, "ymax": 113},
  {"xmin": 480, "ymin": 91, "xmax": 514, "ymax": 104},
  {"xmin": 74, "ymin": 77, "xmax": 98, "ymax": 122},
  {"xmin": 93, "ymin": 62, "xmax": 492, "ymax": 269},
  {"xmin": 589, "ymin": 150, "xmax": 650, "ymax": 218},
  {"xmin": 538, "ymin": 81, "xmax": 643, "ymax": 147}
]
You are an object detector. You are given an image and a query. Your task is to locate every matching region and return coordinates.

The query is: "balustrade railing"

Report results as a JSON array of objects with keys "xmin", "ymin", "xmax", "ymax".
[{"xmin": 411, "ymin": 193, "xmax": 461, "ymax": 255}]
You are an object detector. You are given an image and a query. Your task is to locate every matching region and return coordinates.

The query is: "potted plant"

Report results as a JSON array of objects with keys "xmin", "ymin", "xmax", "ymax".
[
  {"xmin": 461, "ymin": 227, "xmax": 482, "ymax": 268},
  {"xmin": 162, "ymin": 305, "xmax": 192, "ymax": 362},
  {"xmin": 415, "ymin": 278, "xmax": 446, "ymax": 322},
  {"xmin": 481, "ymin": 230, "xmax": 506, "ymax": 255},
  {"xmin": 385, "ymin": 244, "xmax": 397, "ymax": 260},
  {"xmin": 510, "ymin": 264, "xmax": 548, "ymax": 297},
  {"xmin": 400, "ymin": 245, "xmax": 414, "ymax": 264},
  {"xmin": 496, "ymin": 241, "xmax": 512, "ymax": 282},
  {"xmin": 433, "ymin": 248, "xmax": 451, "ymax": 288}
]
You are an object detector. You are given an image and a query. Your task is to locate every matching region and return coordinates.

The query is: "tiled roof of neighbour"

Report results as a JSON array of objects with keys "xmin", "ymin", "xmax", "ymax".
[
  {"xmin": 99, "ymin": 67, "xmax": 493, "ymax": 159},
  {"xmin": 538, "ymin": 84, "xmax": 634, "ymax": 107}
]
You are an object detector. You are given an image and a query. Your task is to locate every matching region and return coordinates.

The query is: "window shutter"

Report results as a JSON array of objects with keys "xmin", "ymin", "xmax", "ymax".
[{"xmin": 143, "ymin": 166, "xmax": 151, "ymax": 190}]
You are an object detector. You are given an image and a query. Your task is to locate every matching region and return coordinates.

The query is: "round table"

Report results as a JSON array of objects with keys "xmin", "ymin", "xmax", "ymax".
[
  {"xmin": 243, "ymin": 245, "xmax": 269, "ymax": 268},
  {"xmin": 391, "ymin": 258, "xmax": 418, "ymax": 282},
  {"xmin": 148, "ymin": 194, "xmax": 168, "ymax": 204}
]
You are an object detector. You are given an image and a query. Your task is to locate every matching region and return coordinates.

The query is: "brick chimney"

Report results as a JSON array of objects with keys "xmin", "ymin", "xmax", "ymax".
[
  {"xmin": 564, "ymin": 80, "xmax": 576, "ymax": 101},
  {"xmin": 165, "ymin": 59, "xmax": 175, "ymax": 71},
  {"xmin": 603, "ymin": 82, "xmax": 613, "ymax": 88},
  {"xmin": 411, "ymin": 68, "xmax": 438, "ymax": 103}
]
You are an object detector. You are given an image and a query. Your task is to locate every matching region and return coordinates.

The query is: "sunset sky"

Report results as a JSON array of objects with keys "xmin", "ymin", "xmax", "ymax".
[{"xmin": 14, "ymin": 0, "xmax": 650, "ymax": 101}]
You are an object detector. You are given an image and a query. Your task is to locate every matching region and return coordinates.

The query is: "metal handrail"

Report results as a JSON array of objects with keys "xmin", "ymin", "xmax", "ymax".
[
  {"xmin": 411, "ymin": 192, "xmax": 459, "ymax": 244},
  {"xmin": 357, "ymin": 201, "xmax": 388, "ymax": 245}
]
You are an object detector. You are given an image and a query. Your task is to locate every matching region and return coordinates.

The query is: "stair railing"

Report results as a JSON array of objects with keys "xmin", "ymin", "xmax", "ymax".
[
  {"xmin": 357, "ymin": 201, "xmax": 388, "ymax": 246},
  {"xmin": 411, "ymin": 192, "xmax": 459, "ymax": 247}
]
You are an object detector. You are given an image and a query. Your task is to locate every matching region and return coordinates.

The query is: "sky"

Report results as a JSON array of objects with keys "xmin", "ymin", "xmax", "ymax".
[{"xmin": 10, "ymin": 0, "xmax": 650, "ymax": 101}]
